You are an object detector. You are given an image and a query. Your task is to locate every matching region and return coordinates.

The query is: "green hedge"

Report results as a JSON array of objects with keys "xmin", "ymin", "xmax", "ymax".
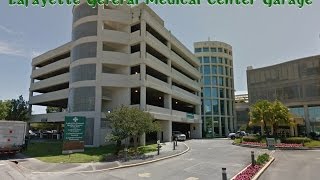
[
  {"xmin": 256, "ymin": 153, "xmax": 270, "ymax": 165},
  {"xmin": 281, "ymin": 137, "xmax": 311, "ymax": 144},
  {"xmin": 242, "ymin": 136, "xmax": 260, "ymax": 142}
]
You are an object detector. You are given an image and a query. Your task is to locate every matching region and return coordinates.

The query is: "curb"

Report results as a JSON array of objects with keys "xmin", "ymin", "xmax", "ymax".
[
  {"xmin": 233, "ymin": 143, "xmax": 320, "ymax": 150},
  {"xmin": 252, "ymin": 157, "xmax": 275, "ymax": 180},
  {"xmin": 230, "ymin": 157, "xmax": 275, "ymax": 180},
  {"xmin": 19, "ymin": 142, "xmax": 190, "ymax": 174}
]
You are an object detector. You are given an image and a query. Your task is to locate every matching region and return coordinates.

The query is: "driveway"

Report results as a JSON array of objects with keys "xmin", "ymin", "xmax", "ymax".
[
  {"xmin": 18, "ymin": 139, "xmax": 267, "ymax": 180},
  {"xmin": 260, "ymin": 150, "xmax": 320, "ymax": 180}
]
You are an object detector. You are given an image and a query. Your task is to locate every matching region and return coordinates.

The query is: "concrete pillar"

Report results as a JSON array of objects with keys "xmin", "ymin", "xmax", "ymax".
[
  {"xmin": 191, "ymin": 123, "xmax": 202, "ymax": 138},
  {"xmin": 224, "ymin": 117, "xmax": 229, "ymax": 136},
  {"xmin": 140, "ymin": 86, "xmax": 146, "ymax": 110},
  {"xmin": 139, "ymin": 133, "xmax": 146, "ymax": 146},
  {"xmin": 304, "ymin": 105, "xmax": 310, "ymax": 134},
  {"xmin": 219, "ymin": 117, "xmax": 222, "ymax": 137},
  {"xmin": 164, "ymin": 94, "xmax": 172, "ymax": 109},
  {"xmin": 290, "ymin": 126, "xmax": 294, "ymax": 137},
  {"xmin": 158, "ymin": 120, "xmax": 172, "ymax": 142}
]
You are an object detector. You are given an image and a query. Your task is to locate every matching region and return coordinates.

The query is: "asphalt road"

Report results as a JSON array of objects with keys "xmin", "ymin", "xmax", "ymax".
[
  {"xmin": 1, "ymin": 139, "xmax": 267, "ymax": 180},
  {"xmin": 260, "ymin": 150, "xmax": 320, "ymax": 180}
]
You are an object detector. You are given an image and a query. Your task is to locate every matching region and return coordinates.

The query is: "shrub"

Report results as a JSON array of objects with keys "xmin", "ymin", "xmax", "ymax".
[
  {"xmin": 243, "ymin": 136, "xmax": 260, "ymax": 142},
  {"xmin": 309, "ymin": 132, "xmax": 317, "ymax": 140},
  {"xmin": 281, "ymin": 137, "xmax": 311, "ymax": 144},
  {"xmin": 256, "ymin": 153, "xmax": 270, "ymax": 165}
]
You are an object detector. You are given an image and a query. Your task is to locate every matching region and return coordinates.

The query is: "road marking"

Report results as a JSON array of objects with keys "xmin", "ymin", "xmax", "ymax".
[
  {"xmin": 185, "ymin": 177, "xmax": 199, "ymax": 180},
  {"xmin": 138, "ymin": 173, "xmax": 151, "ymax": 178}
]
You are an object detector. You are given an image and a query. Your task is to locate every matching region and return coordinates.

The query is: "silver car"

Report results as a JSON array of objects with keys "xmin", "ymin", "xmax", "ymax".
[{"xmin": 172, "ymin": 131, "xmax": 186, "ymax": 141}]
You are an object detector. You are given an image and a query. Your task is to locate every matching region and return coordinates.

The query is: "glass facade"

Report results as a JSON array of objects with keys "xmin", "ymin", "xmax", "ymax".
[
  {"xmin": 72, "ymin": 21, "xmax": 97, "ymax": 41},
  {"xmin": 73, "ymin": 3, "xmax": 98, "ymax": 23},
  {"xmin": 195, "ymin": 43, "xmax": 235, "ymax": 137},
  {"xmin": 69, "ymin": 87, "xmax": 95, "ymax": 112},
  {"xmin": 71, "ymin": 64, "xmax": 96, "ymax": 83},
  {"xmin": 309, "ymin": 106, "xmax": 320, "ymax": 133},
  {"xmin": 71, "ymin": 42, "xmax": 97, "ymax": 62}
]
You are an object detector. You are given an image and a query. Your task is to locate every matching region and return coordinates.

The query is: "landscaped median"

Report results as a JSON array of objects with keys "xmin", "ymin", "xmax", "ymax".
[
  {"xmin": 233, "ymin": 136, "xmax": 320, "ymax": 149},
  {"xmin": 24, "ymin": 141, "xmax": 158, "ymax": 163},
  {"xmin": 231, "ymin": 153, "xmax": 274, "ymax": 180}
]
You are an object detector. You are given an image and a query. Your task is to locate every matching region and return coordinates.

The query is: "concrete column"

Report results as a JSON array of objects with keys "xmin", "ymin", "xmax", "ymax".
[
  {"xmin": 164, "ymin": 94, "xmax": 172, "ymax": 109},
  {"xmin": 224, "ymin": 117, "xmax": 229, "ymax": 136},
  {"xmin": 158, "ymin": 120, "xmax": 172, "ymax": 142},
  {"xmin": 140, "ymin": 86, "xmax": 146, "ymax": 110},
  {"xmin": 219, "ymin": 117, "xmax": 222, "ymax": 137},
  {"xmin": 191, "ymin": 123, "xmax": 202, "ymax": 138},
  {"xmin": 195, "ymin": 105, "xmax": 201, "ymax": 115},
  {"xmin": 304, "ymin": 105, "xmax": 311, "ymax": 134},
  {"xmin": 290, "ymin": 126, "xmax": 294, "ymax": 137},
  {"xmin": 139, "ymin": 133, "xmax": 146, "ymax": 146}
]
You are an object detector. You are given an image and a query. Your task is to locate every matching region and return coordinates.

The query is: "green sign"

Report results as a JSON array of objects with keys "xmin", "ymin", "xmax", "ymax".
[
  {"xmin": 64, "ymin": 116, "xmax": 86, "ymax": 141},
  {"xmin": 266, "ymin": 138, "xmax": 276, "ymax": 150}
]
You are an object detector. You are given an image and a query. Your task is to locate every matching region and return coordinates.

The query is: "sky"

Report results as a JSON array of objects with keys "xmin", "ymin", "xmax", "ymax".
[{"xmin": 0, "ymin": 1, "xmax": 319, "ymax": 113}]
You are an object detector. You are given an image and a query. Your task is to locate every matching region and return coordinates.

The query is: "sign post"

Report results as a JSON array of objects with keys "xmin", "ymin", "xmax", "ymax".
[
  {"xmin": 266, "ymin": 138, "xmax": 276, "ymax": 150},
  {"xmin": 62, "ymin": 116, "xmax": 86, "ymax": 154}
]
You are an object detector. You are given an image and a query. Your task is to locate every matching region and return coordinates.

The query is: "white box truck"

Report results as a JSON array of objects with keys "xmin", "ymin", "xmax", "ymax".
[{"xmin": 0, "ymin": 121, "xmax": 27, "ymax": 156}]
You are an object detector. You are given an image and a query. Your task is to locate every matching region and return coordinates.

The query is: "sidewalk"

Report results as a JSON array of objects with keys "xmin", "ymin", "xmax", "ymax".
[{"xmin": 15, "ymin": 141, "xmax": 189, "ymax": 173}]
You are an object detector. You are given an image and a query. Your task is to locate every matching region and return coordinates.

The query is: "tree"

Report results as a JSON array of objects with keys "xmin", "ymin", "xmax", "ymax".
[
  {"xmin": 249, "ymin": 100, "xmax": 273, "ymax": 135},
  {"xmin": 0, "ymin": 100, "xmax": 10, "ymax": 120},
  {"xmin": 46, "ymin": 106, "xmax": 61, "ymax": 113},
  {"xmin": 5, "ymin": 95, "xmax": 30, "ymax": 121},
  {"xmin": 107, "ymin": 106, "xmax": 160, "ymax": 149},
  {"xmin": 249, "ymin": 100, "xmax": 291, "ymax": 136}
]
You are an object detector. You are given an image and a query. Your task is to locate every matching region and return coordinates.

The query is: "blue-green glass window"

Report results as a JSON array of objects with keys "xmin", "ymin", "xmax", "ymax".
[
  {"xmin": 211, "ymin": 47, "xmax": 217, "ymax": 52},
  {"xmin": 204, "ymin": 88, "xmax": 211, "ymax": 97},
  {"xmin": 308, "ymin": 106, "xmax": 320, "ymax": 122},
  {"xmin": 218, "ymin": 57, "xmax": 223, "ymax": 63},
  {"xmin": 200, "ymin": 66, "xmax": 203, "ymax": 73},
  {"xmin": 213, "ymin": 100, "xmax": 219, "ymax": 114},
  {"xmin": 226, "ymin": 78, "xmax": 229, "ymax": 87},
  {"xmin": 225, "ymin": 67, "xmax": 229, "ymax": 76},
  {"xmin": 212, "ymin": 77, "xmax": 217, "ymax": 85},
  {"xmin": 219, "ymin": 88, "xmax": 224, "ymax": 98},
  {"xmin": 211, "ymin": 65, "xmax": 217, "ymax": 74},
  {"xmin": 212, "ymin": 87, "xmax": 218, "ymax": 97},
  {"xmin": 211, "ymin": 57, "xmax": 217, "ymax": 63},
  {"xmin": 204, "ymin": 100, "xmax": 212, "ymax": 115},
  {"xmin": 218, "ymin": 77, "xmax": 224, "ymax": 86},
  {"xmin": 195, "ymin": 48, "xmax": 202, "ymax": 53},
  {"xmin": 204, "ymin": 76, "xmax": 211, "ymax": 85},
  {"xmin": 218, "ymin": 66, "xmax": 223, "ymax": 75},
  {"xmin": 289, "ymin": 107, "xmax": 304, "ymax": 118},
  {"xmin": 203, "ymin": 47, "xmax": 209, "ymax": 52},
  {"xmin": 218, "ymin": 48, "xmax": 223, "ymax": 52},
  {"xmin": 230, "ymin": 68, "xmax": 233, "ymax": 76},
  {"xmin": 220, "ymin": 100, "xmax": 225, "ymax": 115},
  {"xmin": 203, "ymin": 56, "xmax": 210, "ymax": 63},
  {"xmin": 226, "ymin": 89, "xmax": 230, "ymax": 98},
  {"xmin": 224, "ymin": 49, "xmax": 228, "ymax": 54},
  {"xmin": 204, "ymin": 65, "xmax": 210, "ymax": 74},
  {"xmin": 198, "ymin": 57, "xmax": 202, "ymax": 63}
]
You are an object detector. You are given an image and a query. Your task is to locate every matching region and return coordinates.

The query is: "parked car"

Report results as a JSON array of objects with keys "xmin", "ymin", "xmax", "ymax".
[
  {"xmin": 172, "ymin": 131, "xmax": 186, "ymax": 141},
  {"xmin": 29, "ymin": 130, "xmax": 37, "ymax": 137},
  {"xmin": 228, "ymin": 131, "xmax": 247, "ymax": 140}
]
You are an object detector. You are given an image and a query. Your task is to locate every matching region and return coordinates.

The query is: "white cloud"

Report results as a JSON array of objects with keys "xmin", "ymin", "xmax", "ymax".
[
  {"xmin": 0, "ymin": 41, "xmax": 25, "ymax": 57},
  {"xmin": 0, "ymin": 25, "xmax": 22, "ymax": 35}
]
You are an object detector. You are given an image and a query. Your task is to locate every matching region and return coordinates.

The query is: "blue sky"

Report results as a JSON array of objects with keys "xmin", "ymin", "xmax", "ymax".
[{"xmin": 0, "ymin": 1, "xmax": 319, "ymax": 113}]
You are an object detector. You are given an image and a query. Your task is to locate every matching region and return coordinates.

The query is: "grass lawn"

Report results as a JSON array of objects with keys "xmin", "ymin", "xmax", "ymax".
[
  {"xmin": 24, "ymin": 141, "xmax": 157, "ymax": 163},
  {"xmin": 304, "ymin": 140, "xmax": 320, "ymax": 148},
  {"xmin": 233, "ymin": 138, "xmax": 241, "ymax": 144}
]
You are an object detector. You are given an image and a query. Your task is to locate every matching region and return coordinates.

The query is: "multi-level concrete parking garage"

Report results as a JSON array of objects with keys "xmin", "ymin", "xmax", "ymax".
[{"xmin": 29, "ymin": 2, "xmax": 202, "ymax": 147}]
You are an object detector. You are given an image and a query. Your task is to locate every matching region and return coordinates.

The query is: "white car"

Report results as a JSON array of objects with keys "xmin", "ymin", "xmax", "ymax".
[
  {"xmin": 228, "ymin": 131, "xmax": 247, "ymax": 139},
  {"xmin": 172, "ymin": 131, "xmax": 187, "ymax": 141}
]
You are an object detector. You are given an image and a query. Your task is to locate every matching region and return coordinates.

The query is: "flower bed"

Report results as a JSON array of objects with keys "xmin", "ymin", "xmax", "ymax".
[
  {"xmin": 233, "ymin": 165, "xmax": 261, "ymax": 180},
  {"xmin": 241, "ymin": 142, "xmax": 302, "ymax": 148}
]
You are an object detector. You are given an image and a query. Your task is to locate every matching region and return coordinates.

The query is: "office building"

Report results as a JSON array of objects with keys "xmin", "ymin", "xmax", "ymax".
[
  {"xmin": 247, "ymin": 55, "xmax": 320, "ymax": 135},
  {"xmin": 194, "ymin": 41, "xmax": 236, "ymax": 137}
]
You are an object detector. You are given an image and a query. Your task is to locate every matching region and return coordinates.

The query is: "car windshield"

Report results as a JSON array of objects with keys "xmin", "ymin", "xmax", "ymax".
[{"xmin": 173, "ymin": 131, "xmax": 182, "ymax": 134}]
